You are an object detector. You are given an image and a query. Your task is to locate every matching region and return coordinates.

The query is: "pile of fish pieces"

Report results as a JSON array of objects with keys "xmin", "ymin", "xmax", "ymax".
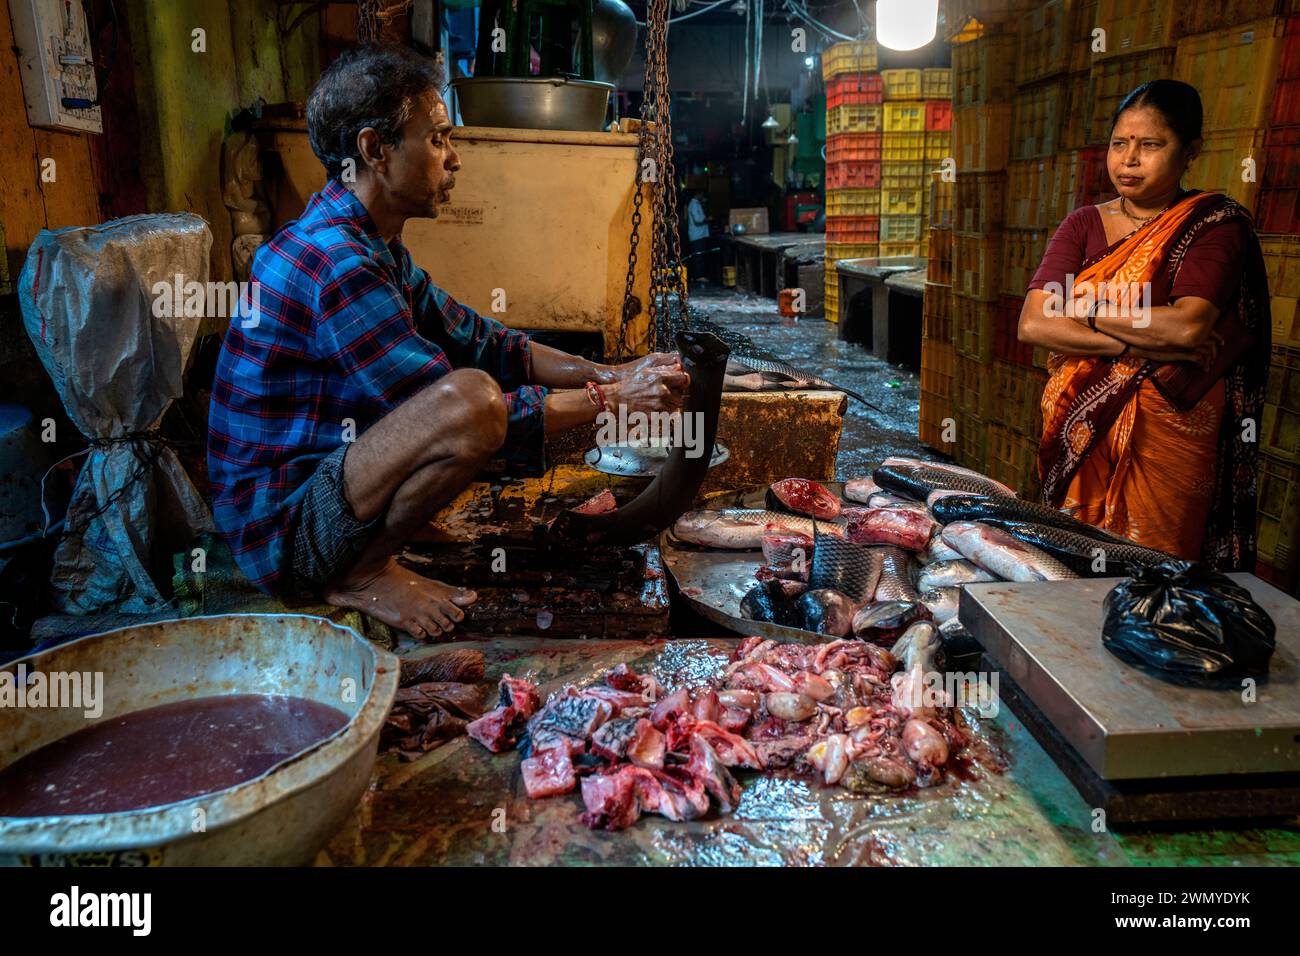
[
  {"xmin": 674, "ymin": 456, "xmax": 1172, "ymax": 642},
  {"xmin": 464, "ymin": 621, "xmax": 967, "ymax": 831}
]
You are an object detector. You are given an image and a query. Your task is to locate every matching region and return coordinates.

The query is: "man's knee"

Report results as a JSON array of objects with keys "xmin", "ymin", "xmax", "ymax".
[{"xmin": 436, "ymin": 368, "xmax": 507, "ymax": 459}]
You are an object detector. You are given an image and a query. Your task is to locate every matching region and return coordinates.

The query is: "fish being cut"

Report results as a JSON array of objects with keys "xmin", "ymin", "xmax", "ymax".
[
  {"xmin": 976, "ymin": 519, "xmax": 1173, "ymax": 576},
  {"xmin": 761, "ymin": 532, "xmax": 812, "ymax": 567},
  {"xmin": 917, "ymin": 559, "xmax": 998, "ymax": 590},
  {"xmin": 672, "ymin": 509, "xmax": 845, "ymax": 549},
  {"xmin": 740, "ymin": 579, "xmax": 806, "ymax": 627},
  {"xmin": 766, "ymin": 478, "xmax": 842, "ymax": 520},
  {"xmin": 874, "ymin": 464, "xmax": 1016, "ymax": 501},
  {"xmin": 845, "ymin": 507, "xmax": 938, "ymax": 552},
  {"xmin": 929, "ymin": 494, "xmax": 1134, "ymax": 547},
  {"xmin": 941, "ymin": 521, "xmax": 1079, "ymax": 582},
  {"xmin": 809, "ymin": 530, "xmax": 882, "ymax": 602}
]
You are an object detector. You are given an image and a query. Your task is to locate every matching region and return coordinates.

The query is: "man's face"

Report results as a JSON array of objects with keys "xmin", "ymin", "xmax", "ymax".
[{"xmin": 384, "ymin": 90, "xmax": 460, "ymax": 219}]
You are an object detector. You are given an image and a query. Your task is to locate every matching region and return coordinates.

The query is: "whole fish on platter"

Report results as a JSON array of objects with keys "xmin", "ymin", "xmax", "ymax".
[
  {"xmin": 941, "ymin": 522, "xmax": 1079, "ymax": 582},
  {"xmin": 672, "ymin": 509, "xmax": 846, "ymax": 549},
  {"xmin": 976, "ymin": 519, "xmax": 1173, "ymax": 577},
  {"xmin": 929, "ymin": 494, "xmax": 1135, "ymax": 547},
  {"xmin": 917, "ymin": 559, "xmax": 998, "ymax": 591},
  {"xmin": 883, "ymin": 457, "xmax": 1013, "ymax": 485},
  {"xmin": 874, "ymin": 464, "xmax": 1016, "ymax": 502}
]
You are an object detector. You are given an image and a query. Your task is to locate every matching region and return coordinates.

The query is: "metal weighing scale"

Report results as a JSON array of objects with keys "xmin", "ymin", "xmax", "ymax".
[{"xmin": 960, "ymin": 575, "xmax": 1300, "ymax": 823}]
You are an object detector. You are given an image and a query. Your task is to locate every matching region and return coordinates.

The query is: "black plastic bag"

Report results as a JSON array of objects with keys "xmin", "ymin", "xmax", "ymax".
[{"xmin": 1102, "ymin": 560, "xmax": 1276, "ymax": 683}]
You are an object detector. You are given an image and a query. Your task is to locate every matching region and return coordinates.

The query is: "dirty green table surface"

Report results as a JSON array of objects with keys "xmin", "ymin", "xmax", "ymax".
[{"xmin": 319, "ymin": 637, "xmax": 1300, "ymax": 867}]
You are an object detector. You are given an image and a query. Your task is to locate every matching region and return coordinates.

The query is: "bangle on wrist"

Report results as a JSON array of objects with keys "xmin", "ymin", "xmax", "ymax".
[
  {"xmin": 1087, "ymin": 302, "xmax": 1100, "ymax": 332},
  {"xmin": 1118, "ymin": 342, "xmax": 1131, "ymax": 357},
  {"xmin": 584, "ymin": 381, "xmax": 608, "ymax": 413}
]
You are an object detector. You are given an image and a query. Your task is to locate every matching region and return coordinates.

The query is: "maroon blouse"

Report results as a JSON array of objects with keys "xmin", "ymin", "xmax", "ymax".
[{"xmin": 1027, "ymin": 201, "xmax": 1250, "ymax": 311}]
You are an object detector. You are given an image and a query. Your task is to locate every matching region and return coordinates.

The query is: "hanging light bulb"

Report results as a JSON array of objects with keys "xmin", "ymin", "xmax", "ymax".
[
  {"xmin": 787, "ymin": 132, "xmax": 799, "ymax": 144},
  {"xmin": 762, "ymin": 114, "xmax": 781, "ymax": 129},
  {"xmin": 730, "ymin": 0, "xmax": 747, "ymax": 13},
  {"xmin": 876, "ymin": 0, "xmax": 938, "ymax": 51}
]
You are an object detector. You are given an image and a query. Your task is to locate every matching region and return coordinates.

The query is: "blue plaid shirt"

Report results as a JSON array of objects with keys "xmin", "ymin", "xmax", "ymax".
[{"xmin": 208, "ymin": 178, "xmax": 547, "ymax": 594}]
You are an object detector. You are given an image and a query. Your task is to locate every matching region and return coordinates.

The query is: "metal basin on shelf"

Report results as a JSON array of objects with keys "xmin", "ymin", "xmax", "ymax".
[
  {"xmin": 450, "ymin": 76, "xmax": 614, "ymax": 131},
  {"xmin": 0, "ymin": 613, "xmax": 397, "ymax": 866}
]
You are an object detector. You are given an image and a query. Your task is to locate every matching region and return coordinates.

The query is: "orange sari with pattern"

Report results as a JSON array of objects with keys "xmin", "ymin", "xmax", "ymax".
[{"xmin": 1037, "ymin": 192, "xmax": 1271, "ymax": 569}]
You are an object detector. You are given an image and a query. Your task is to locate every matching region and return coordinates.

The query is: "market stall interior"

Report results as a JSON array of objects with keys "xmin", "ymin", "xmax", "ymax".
[{"xmin": 1, "ymin": 0, "xmax": 1299, "ymax": 867}]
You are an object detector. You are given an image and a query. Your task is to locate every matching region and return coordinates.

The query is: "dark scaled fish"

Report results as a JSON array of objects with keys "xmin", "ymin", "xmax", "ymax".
[
  {"xmin": 739, "ymin": 579, "xmax": 805, "ymax": 628},
  {"xmin": 728, "ymin": 354, "xmax": 881, "ymax": 410},
  {"xmin": 977, "ymin": 519, "xmax": 1174, "ymax": 577},
  {"xmin": 929, "ymin": 494, "xmax": 1137, "ymax": 548},
  {"xmin": 873, "ymin": 546, "xmax": 919, "ymax": 603},
  {"xmin": 798, "ymin": 588, "xmax": 856, "ymax": 637},
  {"xmin": 873, "ymin": 464, "xmax": 1015, "ymax": 502},
  {"xmin": 809, "ymin": 529, "xmax": 882, "ymax": 602}
]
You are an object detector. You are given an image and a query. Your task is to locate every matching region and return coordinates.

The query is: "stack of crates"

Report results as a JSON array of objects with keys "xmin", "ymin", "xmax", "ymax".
[
  {"xmin": 822, "ymin": 40, "xmax": 881, "ymax": 323},
  {"xmin": 921, "ymin": 169, "xmax": 956, "ymax": 452},
  {"xmin": 1255, "ymin": 10, "xmax": 1300, "ymax": 591},
  {"xmin": 880, "ymin": 67, "xmax": 952, "ymax": 258}
]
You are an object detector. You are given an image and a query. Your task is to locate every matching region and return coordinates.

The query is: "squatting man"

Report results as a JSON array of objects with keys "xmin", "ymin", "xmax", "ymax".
[{"xmin": 208, "ymin": 45, "xmax": 690, "ymax": 640}]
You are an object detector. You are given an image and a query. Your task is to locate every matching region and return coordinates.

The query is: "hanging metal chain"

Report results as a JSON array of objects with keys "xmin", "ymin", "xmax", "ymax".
[{"xmin": 617, "ymin": 0, "xmax": 688, "ymax": 358}]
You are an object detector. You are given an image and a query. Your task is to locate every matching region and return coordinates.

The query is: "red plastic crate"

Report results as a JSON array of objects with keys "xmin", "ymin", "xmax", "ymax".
[
  {"xmin": 826, "ymin": 160, "xmax": 882, "ymax": 189},
  {"xmin": 826, "ymin": 72, "xmax": 884, "ymax": 110},
  {"xmin": 1259, "ymin": 187, "xmax": 1300, "ymax": 234},
  {"xmin": 994, "ymin": 294, "xmax": 1034, "ymax": 366},
  {"xmin": 1264, "ymin": 125, "xmax": 1300, "ymax": 190},
  {"xmin": 925, "ymin": 99, "xmax": 952, "ymax": 131},
  {"xmin": 826, "ymin": 214, "xmax": 881, "ymax": 244},
  {"xmin": 825, "ymin": 132, "xmax": 883, "ymax": 165}
]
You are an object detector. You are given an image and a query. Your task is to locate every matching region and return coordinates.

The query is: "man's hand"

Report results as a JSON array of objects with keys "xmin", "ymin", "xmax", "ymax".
[{"xmin": 605, "ymin": 355, "xmax": 690, "ymax": 415}]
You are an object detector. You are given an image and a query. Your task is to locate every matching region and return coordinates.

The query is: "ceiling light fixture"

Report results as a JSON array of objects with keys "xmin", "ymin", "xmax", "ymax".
[{"xmin": 876, "ymin": 0, "xmax": 938, "ymax": 51}]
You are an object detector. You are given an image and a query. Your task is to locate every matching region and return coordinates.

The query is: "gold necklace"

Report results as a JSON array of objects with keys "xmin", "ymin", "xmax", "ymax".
[{"xmin": 1120, "ymin": 194, "xmax": 1176, "ymax": 224}]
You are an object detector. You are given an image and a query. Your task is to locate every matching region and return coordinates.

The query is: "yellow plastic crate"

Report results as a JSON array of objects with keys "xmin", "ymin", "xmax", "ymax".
[
  {"xmin": 953, "ymin": 233, "xmax": 1004, "ymax": 301},
  {"xmin": 954, "ymin": 171, "xmax": 1007, "ymax": 235},
  {"xmin": 1011, "ymin": 78, "xmax": 1065, "ymax": 160},
  {"xmin": 882, "ymin": 131, "xmax": 926, "ymax": 162},
  {"xmin": 884, "ymin": 102, "xmax": 926, "ymax": 132},
  {"xmin": 825, "ymin": 241, "xmax": 880, "ymax": 262},
  {"xmin": 881, "ymin": 213, "xmax": 924, "ymax": 241},
  {"xmin": 882, "ymin": 160, "xmax": 926, "ymax": 190},
  {"xmin": 1000, "ymin": 229, "xmax": 1049, "ymax": 297},
  {"xmin": 930, "ymin": 170, "xmax": 955, "ymax": 229},
  {"xmin": 1173, "ymin": 17, "xmax": 1288, "ymax": 133},
  {"xmin": 1086, "ymin": 47, "xmax": 1176, "ymax": 143},
  {"xmin": 1172, "ymin": 1, "xmax": 1283, "ymax": 38},
  {"xmin": 824, "ymin": 266, "xmax": 840, "ymax": 323},
  {"xmin": 928, "ymin": 227, "xmax": 954, "ymax": 284},
  {"xmin": 952, "ymin": 31, "xmax": 1019, "ymax": 107},
  {"xmin": 924, "ymin": 130, "xmax": 952, "ymax": 163},
  {"xmin": 827, "ymin": 103, "xmax": 883, "ymax": 135},
  {"xmin": 1262, "ymin": 234, "xmax": 1300, "ymax": 348},
  {"xmin": 922, "ymin": 67, "xmax": 953, "ymax": 99},
  {"xmin": 882, "ymin": 69, "xmax": 923, "ymax": 100},
  {"xmin": 954, "ymin": 104, "xmax": 1013, "ymax": 171},
  {"xmin": 1093, "ymin": 0, "xmax": 1175, "ymax": 60},
  {"xmin": 920, "ymin": 384, "xmax": 957, "ymax": 451},
  {"xmin": 825, "ymin": 188, "xmax": 883, "ymax": 217},
  {"xmin": 1183, "ymin": 128, "xmax": 1266, "ymax": 212},
  {"xmin": 1004, "ymin": 158, "xmax": 1054, "ymax": 230},
  {"xmin": 923, "ymin": 283, "xmax": 955, "ymax": 344},
  {"xmin": 879, "ymin": 241, "xmax": 921, "ymax": 258},
  {"xmin": 822, "ymin": 41, "xmax": 879, "ymax": 80}
]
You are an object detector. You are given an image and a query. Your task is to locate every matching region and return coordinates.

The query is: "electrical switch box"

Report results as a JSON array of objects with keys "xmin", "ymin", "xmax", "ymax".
[{"xmin": 8, "ymin": 0, "xmax": 103, "ymax": 133}]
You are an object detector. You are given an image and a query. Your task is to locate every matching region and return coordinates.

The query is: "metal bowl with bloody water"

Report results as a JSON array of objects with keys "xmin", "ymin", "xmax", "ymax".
[{"xmin": 0, "ymin": 614, "xmax": 397, "ymax": 866}]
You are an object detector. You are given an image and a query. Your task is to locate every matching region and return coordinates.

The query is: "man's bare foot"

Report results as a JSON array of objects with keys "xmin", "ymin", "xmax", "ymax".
[{"xmin": 323, "ymin": 558, "xmax": 478, "ymax": 639}]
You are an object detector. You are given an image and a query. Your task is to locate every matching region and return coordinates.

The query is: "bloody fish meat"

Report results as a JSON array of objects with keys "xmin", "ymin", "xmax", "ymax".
[{"xmin": 766, "ymin": 478, "xmax": 843, "ymax": 520}]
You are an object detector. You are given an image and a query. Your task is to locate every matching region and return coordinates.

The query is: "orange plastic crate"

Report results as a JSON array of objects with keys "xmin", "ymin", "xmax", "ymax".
[
  {"xmin": 928, "ymin": 227, "xmax": 954, "ymax": 285},
  {"xmin": 1174, "ymin": 17, "xmax": 1288, "ymax": 133},
  {"xmin": 826, "ymin": 160, "xmax": 882, "ymax": 189},
  {"xmin": 953, "ymin": 233, "xmax": 1005, "ymax": 302},
  {"xmin": 1093, "ymin": 0, "xmax": 1175, "ymax": 60},
  {"xmin": 954, "ymin": 171, "xmax": 1007, "ymax": 235},
  {"xmin": 953, "ymin": 31, "xmax": 1019, "ymax": 107},
  {"xmin": 825, "ymin": 72, "xmax": 885, "ymax": 109},
  {"xmin": 925, "ymin": 100, "xmax": 953, "ymax": 131},
  {"xmin": 825, "ymin": 215, "xmax": 881, "ymax": 244},
  {"xmin": 954, "ymin": 104, "xmax": 1013, "ymax": 171}
]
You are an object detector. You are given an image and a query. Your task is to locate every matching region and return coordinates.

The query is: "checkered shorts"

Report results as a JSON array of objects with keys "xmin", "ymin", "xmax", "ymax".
[{"xmin": 289, "ymin": 444, "xmax": 383, "ymax": 597}]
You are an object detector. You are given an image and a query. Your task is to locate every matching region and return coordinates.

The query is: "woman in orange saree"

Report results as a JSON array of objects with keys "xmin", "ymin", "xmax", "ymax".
[{"xmin": 1018, "ymin": 81, "xmax": 1271, "ymax": 569}]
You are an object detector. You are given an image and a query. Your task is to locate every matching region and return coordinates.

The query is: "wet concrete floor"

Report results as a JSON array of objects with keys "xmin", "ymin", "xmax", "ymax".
[{"xmin": 691, "ymin": 285, "xmax": 932, "ymax": 478}]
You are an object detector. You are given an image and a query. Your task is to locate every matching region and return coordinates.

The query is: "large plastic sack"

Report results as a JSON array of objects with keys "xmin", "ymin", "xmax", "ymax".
[
  {"xmin": 1101, "ymin": 560, "xmax": 1275, "ymax": 682},
  {"xmin": 18, "ymin": 214, "xmax": 214, "ymax": 616}
]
